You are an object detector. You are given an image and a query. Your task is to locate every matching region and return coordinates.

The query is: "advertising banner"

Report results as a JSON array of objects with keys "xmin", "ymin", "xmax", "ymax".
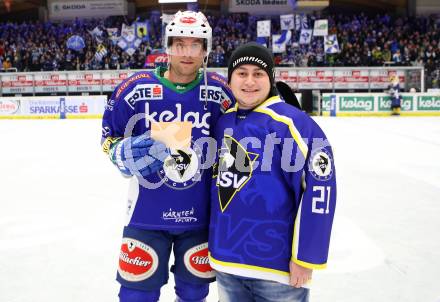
[
  {"xmin": 333, "ymin": 70, "xmax": 369, "ymax": 89},
  {"xmin": 0, "ymin": 96, "xmax": 106, "ymax": 119},
  {"xmin": 321, "ymin": 93, "xmax": 440, "ymax": 116},
  {"xmin": 145, "ymin": 53, "xmax": 168, "ymax": 68},
  {"xmin": 102, "ymin": 71, "xmax": 131, "ymax": 92},
  {"xmin": 48, "ymin": 0, "xmax": 127, "ymax": 20},
  {"xmin": 229, "ymin": 0, "xmax": 292, "ymax": 14},
  {"xmin": 34, "ymin": 73, "xmax": 68, "ymax": 93},
  {"xmin": 1, "ymin": 74, "xmax": 34, "ymax": 94},
  {"xmin": 67, "ymin": 72, "xmax": 102, "ymax": 93}
]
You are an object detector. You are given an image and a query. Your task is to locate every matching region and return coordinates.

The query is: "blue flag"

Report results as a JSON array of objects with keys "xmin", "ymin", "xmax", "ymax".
[{"xmin": 66, "ymin": 35, "xmax": 85, "ymax": 51}]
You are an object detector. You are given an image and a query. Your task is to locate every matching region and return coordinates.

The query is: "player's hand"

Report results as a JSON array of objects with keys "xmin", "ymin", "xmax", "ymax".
[
  {"xmin": 289, "ymin": 261, "xmax": 312, "ymax": 288},
  {"xmin": 109, "ymin": 134, "xmax": 169, "ymax": 177}
]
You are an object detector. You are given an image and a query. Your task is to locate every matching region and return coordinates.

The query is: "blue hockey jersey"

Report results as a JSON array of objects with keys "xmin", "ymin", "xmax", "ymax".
[
  {"xmin": 101, "ymin": 67, "xmax": 234, "ymax": 231},
  {"xmin": 208, "ymin": 96, "xmax": 337, "ymax": 285}
]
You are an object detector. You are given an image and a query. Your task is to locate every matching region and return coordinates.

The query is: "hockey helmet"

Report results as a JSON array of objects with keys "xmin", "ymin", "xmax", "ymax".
[{"xmin": 164, "ymin": 11, "xmax": 212, "ymax": 57}]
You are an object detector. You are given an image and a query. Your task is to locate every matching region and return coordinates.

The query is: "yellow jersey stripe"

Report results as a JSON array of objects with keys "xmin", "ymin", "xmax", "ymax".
[
  {"xmin": 225, "ymin": 103, "xmax": 238, "ymax": 113},
  {"xmin": 254, "ymin": 106, "xmax": 308, "ymax": 158},
  {"xmin": 291, "ymin": 258, "xmax": 327, "ymax": 270}
]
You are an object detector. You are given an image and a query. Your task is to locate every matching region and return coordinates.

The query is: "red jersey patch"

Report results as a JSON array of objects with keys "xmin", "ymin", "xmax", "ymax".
[
  {"xmin": 184, "ymin": 243, "xmax": 215, "ymax": 278},
  {"xmin": 118, "ymin": 238, "xmax": 159, "ymax": 282}
]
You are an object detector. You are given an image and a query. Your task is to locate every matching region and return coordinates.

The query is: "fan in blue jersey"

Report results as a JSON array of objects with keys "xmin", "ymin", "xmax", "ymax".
[
  {"xmin": 208, "ymin": 42, "xmax": 337, "ymax": 302},
  {"xmin": 101, "ymin": 11, "xmax": 234, "ymax": 302}
]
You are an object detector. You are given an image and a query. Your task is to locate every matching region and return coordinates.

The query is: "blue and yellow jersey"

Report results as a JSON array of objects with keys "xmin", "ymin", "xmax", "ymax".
[{"xmin": 209, "ymin": 96, "xmax": 337, "ymax": 285}]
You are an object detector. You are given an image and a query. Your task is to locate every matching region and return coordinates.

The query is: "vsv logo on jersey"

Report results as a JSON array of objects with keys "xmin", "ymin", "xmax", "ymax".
[
  {"xmin": 161, "ymin": 146, "xmax": 203, "ymax": 189},
  {"xmin": 213, "ymin": 215, "xmax": 288, "ymax": 261},
  {"xmin": 215, "ymin": 135, "xmax": 259, "ymax": 212},
  {"xmin": 200, "ymin": 86, "xmax": 223, "ymax": 103},
  {"xmin": 124, "ymin": 84, "xmax": 163, "ymax": 109},
  {"xmin": 145, "ymin": 103, "xmax": 211, "ymax": 135},
  {"xmin": 168, "ymin": 149, "xmax": 192, "ymax": 177}
]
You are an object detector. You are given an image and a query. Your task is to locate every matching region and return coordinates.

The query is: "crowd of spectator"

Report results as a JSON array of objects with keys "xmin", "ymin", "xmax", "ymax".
[{"xmin": 0, "ymin": 12, "xmax": 439, "ymax": 87}]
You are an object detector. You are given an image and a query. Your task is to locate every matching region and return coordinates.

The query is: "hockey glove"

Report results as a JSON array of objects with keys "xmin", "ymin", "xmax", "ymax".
[{"xmin": 109, "ymin": 134, "xmax": 169, "ymax": 178}]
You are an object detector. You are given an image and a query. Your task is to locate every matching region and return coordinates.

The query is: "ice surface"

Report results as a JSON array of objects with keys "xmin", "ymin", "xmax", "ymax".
[{"xmin": 1, "ymin": 117, "xmax": 439, "ymax": 302}]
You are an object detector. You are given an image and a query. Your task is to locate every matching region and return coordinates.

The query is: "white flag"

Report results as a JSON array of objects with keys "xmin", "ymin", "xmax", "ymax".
[
  {"xmin": 313, "ymin": 19, "xmax": 328, "ymax": 36},
  {"xmin": 118, "ymin": 23, "xmax": 142, "ymax": 56},
  {"xmin": 88, "ymin": 26, "xmax": 103, "ymax": 43},
  {"xmin": 299, "ymin": 29, "xmax": 312, "ymax": 44},
  {"xmin": 121, "ymin": 24, "xmax": 135, "ymax": 42},
  {"xmin": 324, "ymin": 35, "xmax": 340, "ymax": 53},
  {"xmin": 296, "ymin": 14, "xmax": 308, "ymax": 29},
  {"xmin": 295, "ymin": 14, "xmax": 301, "ymax": 30},
  {"xmin": 280, "ymin": 14, "xmax": 294, "ymax": 31},
  {"xmin": 257, "ymin": 20, "xmax": 271, "ymax": 37},
  {"xmin": 106, "ymin": 28, "xmax": 119, "ymax": 44}
]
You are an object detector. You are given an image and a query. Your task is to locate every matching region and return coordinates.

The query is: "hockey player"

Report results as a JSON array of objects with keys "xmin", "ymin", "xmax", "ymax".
[
  {"xmin": 389, "ymin": 75, "xmax": 402, "ymax": 116},
  {"xmin": 208, "ymin": 42, "xmax": 337, "ymax": 302},
  {"xmin": 101, "ymin": 11, "xmax": 234, "ymax": 302}
]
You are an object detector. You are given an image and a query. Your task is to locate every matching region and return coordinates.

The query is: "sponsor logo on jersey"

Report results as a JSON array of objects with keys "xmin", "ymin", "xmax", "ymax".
[
  {"xmin": 105, "ymin": 99, "xmax": 115, "ymax": 111},
  {"xmin": 162, "ymin": 207, "xmax": 197, "ymax": 223},
  {"xmin": 118, "ymin": 238, "xmax": 159, "ymax": 282},
  {"xmin": 209, "ymin": 74, "xmax": 228, "ymax": 87},
  {"xmin": 124, "ymin": 84, "xmax": 163, "ymax": 109},
  {"xmin": 215, "ymin": 135, "xmax": 259, "ymax": 212},
  {"xmin": 184, "ymin": 243, "xmax": 215, "ymax": 278},
  {"xmin": 309, "ymin": 148, "xmax": 333, "ymax": 181},
  {"xmin": 145, "ymin": 103, "xmax": 211, "ymax": 135},
  {"xmin": 199, "ymin": 86, "xmax": 232, "ymax": 112},
  {"xmin": 199, "ymin": 86, "xmax": 223, "ymax": 103},
  {"xmin": 159, "ymin": 143, "xmax": 203, "ymax": 190},
  {"xmin": 115, "ymin": 73, "xmax": 151, "ymax": 98},
  {"xmin": 220, "ymin": 95, "xmax": 232, "ymax": 112}
]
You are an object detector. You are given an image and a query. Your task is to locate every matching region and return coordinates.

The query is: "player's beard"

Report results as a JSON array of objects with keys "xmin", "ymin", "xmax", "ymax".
[
  {"xmin": 168, "ymin": 55, "xmax": 203, "ymax": 83},
  {"xmin": 171, "ymin": 62, "xmax": 199, "ymax": 78}
]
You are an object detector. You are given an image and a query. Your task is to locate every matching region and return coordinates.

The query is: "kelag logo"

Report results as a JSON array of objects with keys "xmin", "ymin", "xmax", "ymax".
[
  {"xmin": 417, "ymin": 96, "xmax": 440, "ymax": 111},
  {"xmin": 340, "ymin": 96, "xmax": 374, "ymax": 111},
  {"xmin": 322, "ymin": 97, "xmax": 331, "ymax": 111},
  {"xmin": 378, "ymin": 96, "xmax": 413, "ymax": 111}
]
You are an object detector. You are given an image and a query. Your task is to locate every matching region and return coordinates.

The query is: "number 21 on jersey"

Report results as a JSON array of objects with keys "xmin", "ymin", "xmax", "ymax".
[{"xmin": 312, "ymin": 186, "xmax": 331, "ymax": 214}]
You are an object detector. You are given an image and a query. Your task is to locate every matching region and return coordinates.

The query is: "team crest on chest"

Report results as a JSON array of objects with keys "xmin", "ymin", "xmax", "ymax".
[
  {"xmin": 215, "ymin": 135, "xmax": 259, "ymax": 212},
  {"xmin": 159, "ymin": 142, "xmax": 203, "ymax": 190}
]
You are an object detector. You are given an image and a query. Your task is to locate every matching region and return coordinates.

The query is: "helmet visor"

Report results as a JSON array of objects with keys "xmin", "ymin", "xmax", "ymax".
[{"xmin": 167, "ymin": 40, "xmax": 205, "ymax": 57}]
